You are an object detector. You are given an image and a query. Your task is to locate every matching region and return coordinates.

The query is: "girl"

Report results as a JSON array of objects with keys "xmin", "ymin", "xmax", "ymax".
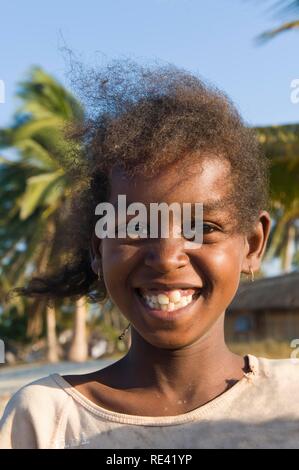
[{"xmin": 1, "ymin": 61, "xmax": 298, "ymax": 449}]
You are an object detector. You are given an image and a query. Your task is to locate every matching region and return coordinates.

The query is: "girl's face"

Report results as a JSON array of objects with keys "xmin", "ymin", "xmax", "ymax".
[{"xmin": 94, "ymin": 157, "xmax": 269, "ymax": 349}]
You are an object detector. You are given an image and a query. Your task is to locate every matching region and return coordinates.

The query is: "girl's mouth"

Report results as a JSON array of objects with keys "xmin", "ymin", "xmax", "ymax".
[{"xmin": 135, "ymin": 287, "xmax": 202, "ymax": 314}]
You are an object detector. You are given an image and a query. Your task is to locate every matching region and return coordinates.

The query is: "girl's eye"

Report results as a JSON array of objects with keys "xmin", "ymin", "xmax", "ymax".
[
  {"xmin": 127, "ymin": 221, "xmax": 148, "ymax": 239},
  {"xmin": 115, "ymin": 222, "xmax": 127, "ymax": 236},
  {"xmin": 184, "ymin": 221, "xmax": 221, "ymax": 243},
  {"xmin": 203, "ymin": 223, "xmax": 217, "ymax": 234},
  {"xmin": 189, "ymin": 221, "xmax": 218, "ymax": 233}
]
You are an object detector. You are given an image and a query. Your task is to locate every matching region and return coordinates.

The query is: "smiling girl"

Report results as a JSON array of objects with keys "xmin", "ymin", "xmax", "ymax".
[{"xmin": 1, "ymin": 61, "xmax": 299, "ymax": 449}]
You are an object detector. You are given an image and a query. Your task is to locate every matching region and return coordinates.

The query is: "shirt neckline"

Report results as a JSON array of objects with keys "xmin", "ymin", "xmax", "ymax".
[{"xmin": 51, "ymin": 353, "xmax": 259, "ymax": 426}]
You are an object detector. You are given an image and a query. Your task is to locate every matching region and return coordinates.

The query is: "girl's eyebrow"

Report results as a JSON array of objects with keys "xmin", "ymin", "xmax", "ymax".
[
  {"xmin": 203, "ymin": 196, "xmax": 233, "ymax": 212},
  {"xmin": 110, "ymin": 197, "xmax": 233, "ymax": 212}
]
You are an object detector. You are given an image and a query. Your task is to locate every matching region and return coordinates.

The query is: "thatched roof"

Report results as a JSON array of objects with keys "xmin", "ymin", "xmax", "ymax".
[{"xmin": 228, "ymin": 271, "xmax": 299, "ymax": 312}]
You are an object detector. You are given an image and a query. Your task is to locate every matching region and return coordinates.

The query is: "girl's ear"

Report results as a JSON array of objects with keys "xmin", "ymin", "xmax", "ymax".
[
  {"xmin": 241, "ymin": 210, "xmax": 271, "ymax": 275},
  {"xmin": 90, "ymin": 231, "xmax": 102, "ymax": 276}
]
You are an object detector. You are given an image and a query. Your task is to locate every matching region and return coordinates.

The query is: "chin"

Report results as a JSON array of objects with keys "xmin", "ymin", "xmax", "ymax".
[{"xmin": 135, "ymin": 324, "xmax": 213, "ymax": 351}]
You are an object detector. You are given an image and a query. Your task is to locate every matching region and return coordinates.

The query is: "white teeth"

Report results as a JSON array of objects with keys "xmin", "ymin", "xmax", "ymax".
[
  {"xmin": 157, "ymin": 294, "xmax": 169, "ymax": 305},
  {"xmin": 168, "ymin": 290, "xmax": 181, "ymax": 303},
  {"xmin": 180, "ymin": 296, "xmax": 188, "ymax": 307},
  {"xmin": 141, "ymin": 289, "xmax": 196, "ymax": 312}
]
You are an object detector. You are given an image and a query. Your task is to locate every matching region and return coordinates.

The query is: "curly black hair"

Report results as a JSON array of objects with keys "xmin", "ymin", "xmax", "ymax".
[{"xmin": 13, "ymin": 59, "xmax": 270, "ymax": 303}]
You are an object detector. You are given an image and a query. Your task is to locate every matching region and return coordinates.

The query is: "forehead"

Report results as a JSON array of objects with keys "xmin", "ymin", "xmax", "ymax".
[{"xmin": 109, "ymin": 157, "xmax": 233, "ymax": 209}]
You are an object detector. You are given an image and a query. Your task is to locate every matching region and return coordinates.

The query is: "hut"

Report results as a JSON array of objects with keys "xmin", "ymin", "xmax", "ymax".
[{"xmin": 226, "ymin": 271, "xmax": 299, "ymax": 342}]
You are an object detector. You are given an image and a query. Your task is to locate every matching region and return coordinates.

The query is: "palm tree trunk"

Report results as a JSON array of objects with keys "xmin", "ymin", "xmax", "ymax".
[
  {"xmin": 38, "ymin": 219, "xmax": 60, "ymax": 362},
  {"xmin": 27, "ymin": 298, "xmax": 45, "ymax": 338},
  {"xmin": 282, "ymin": 224, "xmax": 296, "ymax": 272},
  {"xmin": 68, "ymin": 297, "xmax": 88, "ymax": 362},
  {"xmin": 46, "ymin": 304, "xmax": 59, "ymax": 363}
]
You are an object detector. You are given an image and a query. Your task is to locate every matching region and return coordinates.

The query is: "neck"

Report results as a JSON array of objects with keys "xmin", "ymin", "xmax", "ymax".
[{"xmin": 122, "ymin": 314, "xmax": 245, "ymax": 401}]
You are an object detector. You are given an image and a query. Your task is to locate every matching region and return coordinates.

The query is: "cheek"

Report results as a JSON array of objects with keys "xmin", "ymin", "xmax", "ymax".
[
  {"xmin": 212, "ymin": 249, "xmax": 241, "ymax": 275},
  {"xmin": 196, "ymin": 243, "xmax": 243, "ymax": 295},
  {"xmin": 101, "ymin": 241, "xmax": 139, "ymax": 296}
]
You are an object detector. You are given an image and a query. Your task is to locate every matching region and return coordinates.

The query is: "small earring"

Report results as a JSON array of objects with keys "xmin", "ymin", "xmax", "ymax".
[
  {"xmin": 118, "ymin": 323, "xmax": 131, "ymax": 341},
  {"xmin": 97, "ymin": 269, "xmax": 102, "ymax": 281},
  {"xmin": 249, "ymin": 267, "xmax": 255, "ymax": 282}
]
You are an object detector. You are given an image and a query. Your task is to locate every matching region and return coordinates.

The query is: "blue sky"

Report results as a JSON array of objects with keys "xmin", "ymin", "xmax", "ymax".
[{"xmin": 0, "ymin": 0, "xmax": 299, "ymax": 128}]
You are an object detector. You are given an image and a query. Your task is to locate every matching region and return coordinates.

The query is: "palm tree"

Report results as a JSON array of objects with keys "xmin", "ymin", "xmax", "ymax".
[
  {"xmin": 0, "ymin": 155, "xmax": 48, "ymax": 335},
  {"xmin": 249, "ymin": 2, "xmax": 299, "ymax": 268},
  {"xmin": 0, "ymin": 67, "xmax": 89, "ymax": 362},
  {"xmin": 256, "ymin": 124, "xmax": 299, "ymax": 271},
  {"xmin": 68, "ymin": 298, "xmax": 88, "ymax": 362},
  {"xmin": 254, "ymin": 1, "xmax": 299, "ymax": 41}
]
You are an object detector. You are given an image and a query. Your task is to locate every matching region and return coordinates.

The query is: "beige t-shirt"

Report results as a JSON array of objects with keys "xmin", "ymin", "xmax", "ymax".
[{"xmin": 1, "ymin": 354, "xmax": 299, "ymax": 449}]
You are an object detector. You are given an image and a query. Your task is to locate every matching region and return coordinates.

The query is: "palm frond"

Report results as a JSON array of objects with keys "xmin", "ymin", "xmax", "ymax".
[{"xmin": 256, "ymin": 19, "xmax": 299, "ymax": 42}]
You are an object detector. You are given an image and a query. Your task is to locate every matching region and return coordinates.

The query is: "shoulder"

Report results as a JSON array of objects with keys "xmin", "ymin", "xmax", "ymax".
[
  {"xmin": 253, "ymin": 355, "xmax": 299, "ymax": 407},
  {"xmin": 257, "ymin": 356, "xmax": 299, "ymax": 383},
  {"xmin": 0, "ymin": 374, "xmax": 71, "ymax": 449},
  {"xmin": 2, "ymin": 373, "xmax": 71, "ymax": 416}
]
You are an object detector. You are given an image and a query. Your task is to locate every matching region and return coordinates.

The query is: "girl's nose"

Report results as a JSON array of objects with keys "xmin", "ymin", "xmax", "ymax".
[{"xmin": 144, "ymin": 239, "xmax": 189, "ymax": 274}]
